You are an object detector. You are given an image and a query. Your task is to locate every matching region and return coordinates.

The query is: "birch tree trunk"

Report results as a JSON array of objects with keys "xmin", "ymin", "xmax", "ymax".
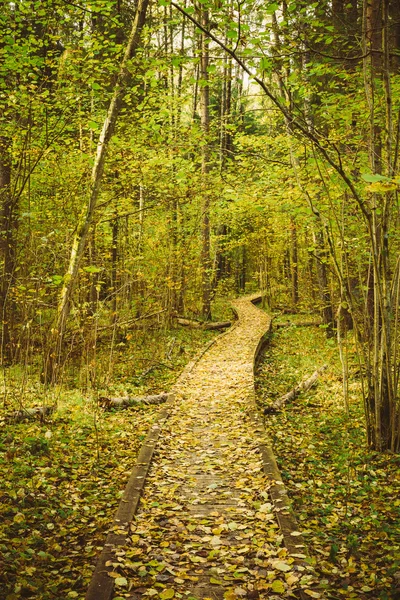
[
  {"xmin": 111, "ymin": 215, "xmax": 118, "ymax": 324},
  {"xmin": 43, "ymin": 0, "xmax": 151, "ymax": 384},
  {"xmin": 214, "ymin": 26, "xmax": 233, "ymax": 289},
  {"xmin": 200, "ymin": 10, "xmax": 212, "ymax": 320}
]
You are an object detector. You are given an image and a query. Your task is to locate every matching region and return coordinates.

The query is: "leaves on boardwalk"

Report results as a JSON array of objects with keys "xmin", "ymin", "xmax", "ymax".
[{"xmin": 108, "ymin": 299, "xmax": 317, "ymax": 599}]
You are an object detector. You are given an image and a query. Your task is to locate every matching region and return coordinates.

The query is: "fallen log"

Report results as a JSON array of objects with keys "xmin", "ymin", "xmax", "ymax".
[
  {"xmin": 100, "ymin": 392, "xmax": 170, "ymax": 410},
  {"xmin": 264, "ymin": 365, "xmax": 327, "ymax": 413},
  {"xmin": 176, "ymin": 317, "xmax": 232, "ymax": 331},
  {"xmin": 203, "ymin": 321, "xmax": 232, "ymax": 330},
  {"xmin": 177, "ymin": 317, "xmax": 202, "ymax": 328},
  {"xmin": 7, "ymin": 404, "xmax": 57, "ymax": 423}
]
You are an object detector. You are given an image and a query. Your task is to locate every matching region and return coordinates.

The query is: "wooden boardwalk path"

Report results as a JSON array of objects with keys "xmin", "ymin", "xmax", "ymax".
[{"xmin": 86, "ymin": 297, "xmax": 314, "ymax": 600}]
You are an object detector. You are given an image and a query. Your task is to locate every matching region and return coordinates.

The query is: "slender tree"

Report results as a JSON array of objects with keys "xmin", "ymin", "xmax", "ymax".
[
  {"xmin": 200, "ymin": 9, "xmax": 212, "ymax": 320},
  {"xmin": 44, "ymin": 0, "xmax": 151, "ymax": 383}
]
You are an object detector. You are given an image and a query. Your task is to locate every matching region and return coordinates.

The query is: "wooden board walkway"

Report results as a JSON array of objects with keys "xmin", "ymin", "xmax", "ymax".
[{"xmin": 86, "ymin": 296, "xmax": 316, "ymax": 600}]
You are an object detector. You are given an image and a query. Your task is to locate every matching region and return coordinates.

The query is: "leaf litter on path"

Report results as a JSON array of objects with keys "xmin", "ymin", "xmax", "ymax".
[{"xmin": 110, "ymin": 298, "xmax": 316, "ymax": 599}]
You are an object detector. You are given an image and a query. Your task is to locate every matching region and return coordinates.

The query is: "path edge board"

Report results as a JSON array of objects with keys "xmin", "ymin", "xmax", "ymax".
[
  {"xmin": 250, "ymin": 297, "xmax": 316, "ymax": 600},
  {"xmin": 85, "ymin": 395, "xmax": 174, "ymax": 600}
]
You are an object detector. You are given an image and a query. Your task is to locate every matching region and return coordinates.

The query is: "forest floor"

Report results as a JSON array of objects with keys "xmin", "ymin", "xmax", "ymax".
[
  {"xmin": 1, "ymin": 300, "xmax": 399, "ymax": 600},
  {"xmin": 256, "ymin": 313, "xmax": 400, "ymax": 600},
  {"xmin": 0, "ymin": 323, "xmax": 219, "ymax": 600}
]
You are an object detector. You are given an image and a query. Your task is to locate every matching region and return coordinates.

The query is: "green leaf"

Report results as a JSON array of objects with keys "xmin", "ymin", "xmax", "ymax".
[
  {"xmin": 83, "ymin": 265, "xmax": 103, "ymax": 274},
  {"xmin": 361, "ymin": 173, "xmax": 389, "ymax": 183},
  {"xmin": 266, "ymin": 2, "xmax": 279, "ymax": 13},
  {"xmin": 115, "ymin": 577, "xmax": 128, "ymax": 587},
  {"xmin": 51, "ymin": 275, "xmax": 63, "ymax": 286},
  {"xmin": 159, "ymin": 589, "xmax": 175, "ymax": 599},
  {"xmin": 271, "ymin": 580, "xmax": 285, "ymax": 593},
  {"xmin": 260, "ymin": 57, "xmax": 271, "ymax": 71}
]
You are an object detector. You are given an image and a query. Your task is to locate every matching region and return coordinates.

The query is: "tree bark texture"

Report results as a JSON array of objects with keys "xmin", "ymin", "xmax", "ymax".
[
  {"xmin": 312, "ymin": 226, "xmax": 334, "ymax": 338},
  {"xmin": 291, "ymin": 218, "xmax": 299, "ymax": 305},
  {"xmin": 200, "ymin": 10, "xmax": 212, "ymax": 321}
]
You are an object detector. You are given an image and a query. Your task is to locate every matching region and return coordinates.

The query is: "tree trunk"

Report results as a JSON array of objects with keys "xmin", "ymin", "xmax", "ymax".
[
  {"xmin": 220, "ymin": 51, "xmax": 233, "ymax": 169},
  {"xmin": 265, "ymin": 365, "xmax": 327, "ymax": 412},
  {"xmin": 291, "ymin": 218, "xmax": 299, "ymax": 305},
  {"xmin": 389, "ymin": 0, "xmax": 400, "ymax": 71},
  {"xmin": 332, "ymin": 0, "xmax": 344, "ymax": 31},
  {"xmin": 214, "ymin": 25, "xmax": 233, "ymax": 292},
  {"xmin": 111, "ymin": 216, "xmax": 118, "ymax": 323},
  {"xmin": 214, "ymin": 224, "xmax": 228, "ymax": 286},
  {"xmin": 200, "ymin": 10, "xmax": 212, "ymax": 320},
  {"xmin": 43, "ymin": 0, "xmax": 151, "ymax": 384},
  {"xmin": 0, "ymin": 136, "xmax": 15, "ymax": 364},
  {"xmin": 313, "ymin": 226, "xmax": 334, "ymax": 338},
  {"xmin": 237, "ymin": 246, "xmax": 246, "ymax": 293}
]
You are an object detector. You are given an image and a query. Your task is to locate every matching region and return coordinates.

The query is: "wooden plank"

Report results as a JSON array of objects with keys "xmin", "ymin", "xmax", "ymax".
[
  {"xmin": 250, "ymin": 301, "xmax": 315, "ymax": 600},
  {"xmin": 85, "ymin": 398, "xmax": 173, "ymax": 600}
]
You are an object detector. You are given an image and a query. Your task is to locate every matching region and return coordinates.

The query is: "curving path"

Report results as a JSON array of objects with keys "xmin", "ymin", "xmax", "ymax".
[{"xmin": 87, "ymin": 297, "xmax": 313, "ymax": 600}]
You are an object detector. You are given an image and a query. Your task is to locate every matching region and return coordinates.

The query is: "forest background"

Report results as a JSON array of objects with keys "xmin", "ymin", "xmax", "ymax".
[{"xmin": 1, "ymin": 0, "xmax": 400, "ymax": 598}]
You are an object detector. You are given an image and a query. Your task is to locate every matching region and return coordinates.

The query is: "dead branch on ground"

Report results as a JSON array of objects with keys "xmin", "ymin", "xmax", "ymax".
[
  {"xmin": 176, "ymin": 317, "xmax": 232, "ymax": 330},
  {"xmin": 264, "ymin": 365, "xmax": 327, "ymax": 413},
  {"xmin": 6, "ymin": 405, "xmax": 57, "ymax": 423}
]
